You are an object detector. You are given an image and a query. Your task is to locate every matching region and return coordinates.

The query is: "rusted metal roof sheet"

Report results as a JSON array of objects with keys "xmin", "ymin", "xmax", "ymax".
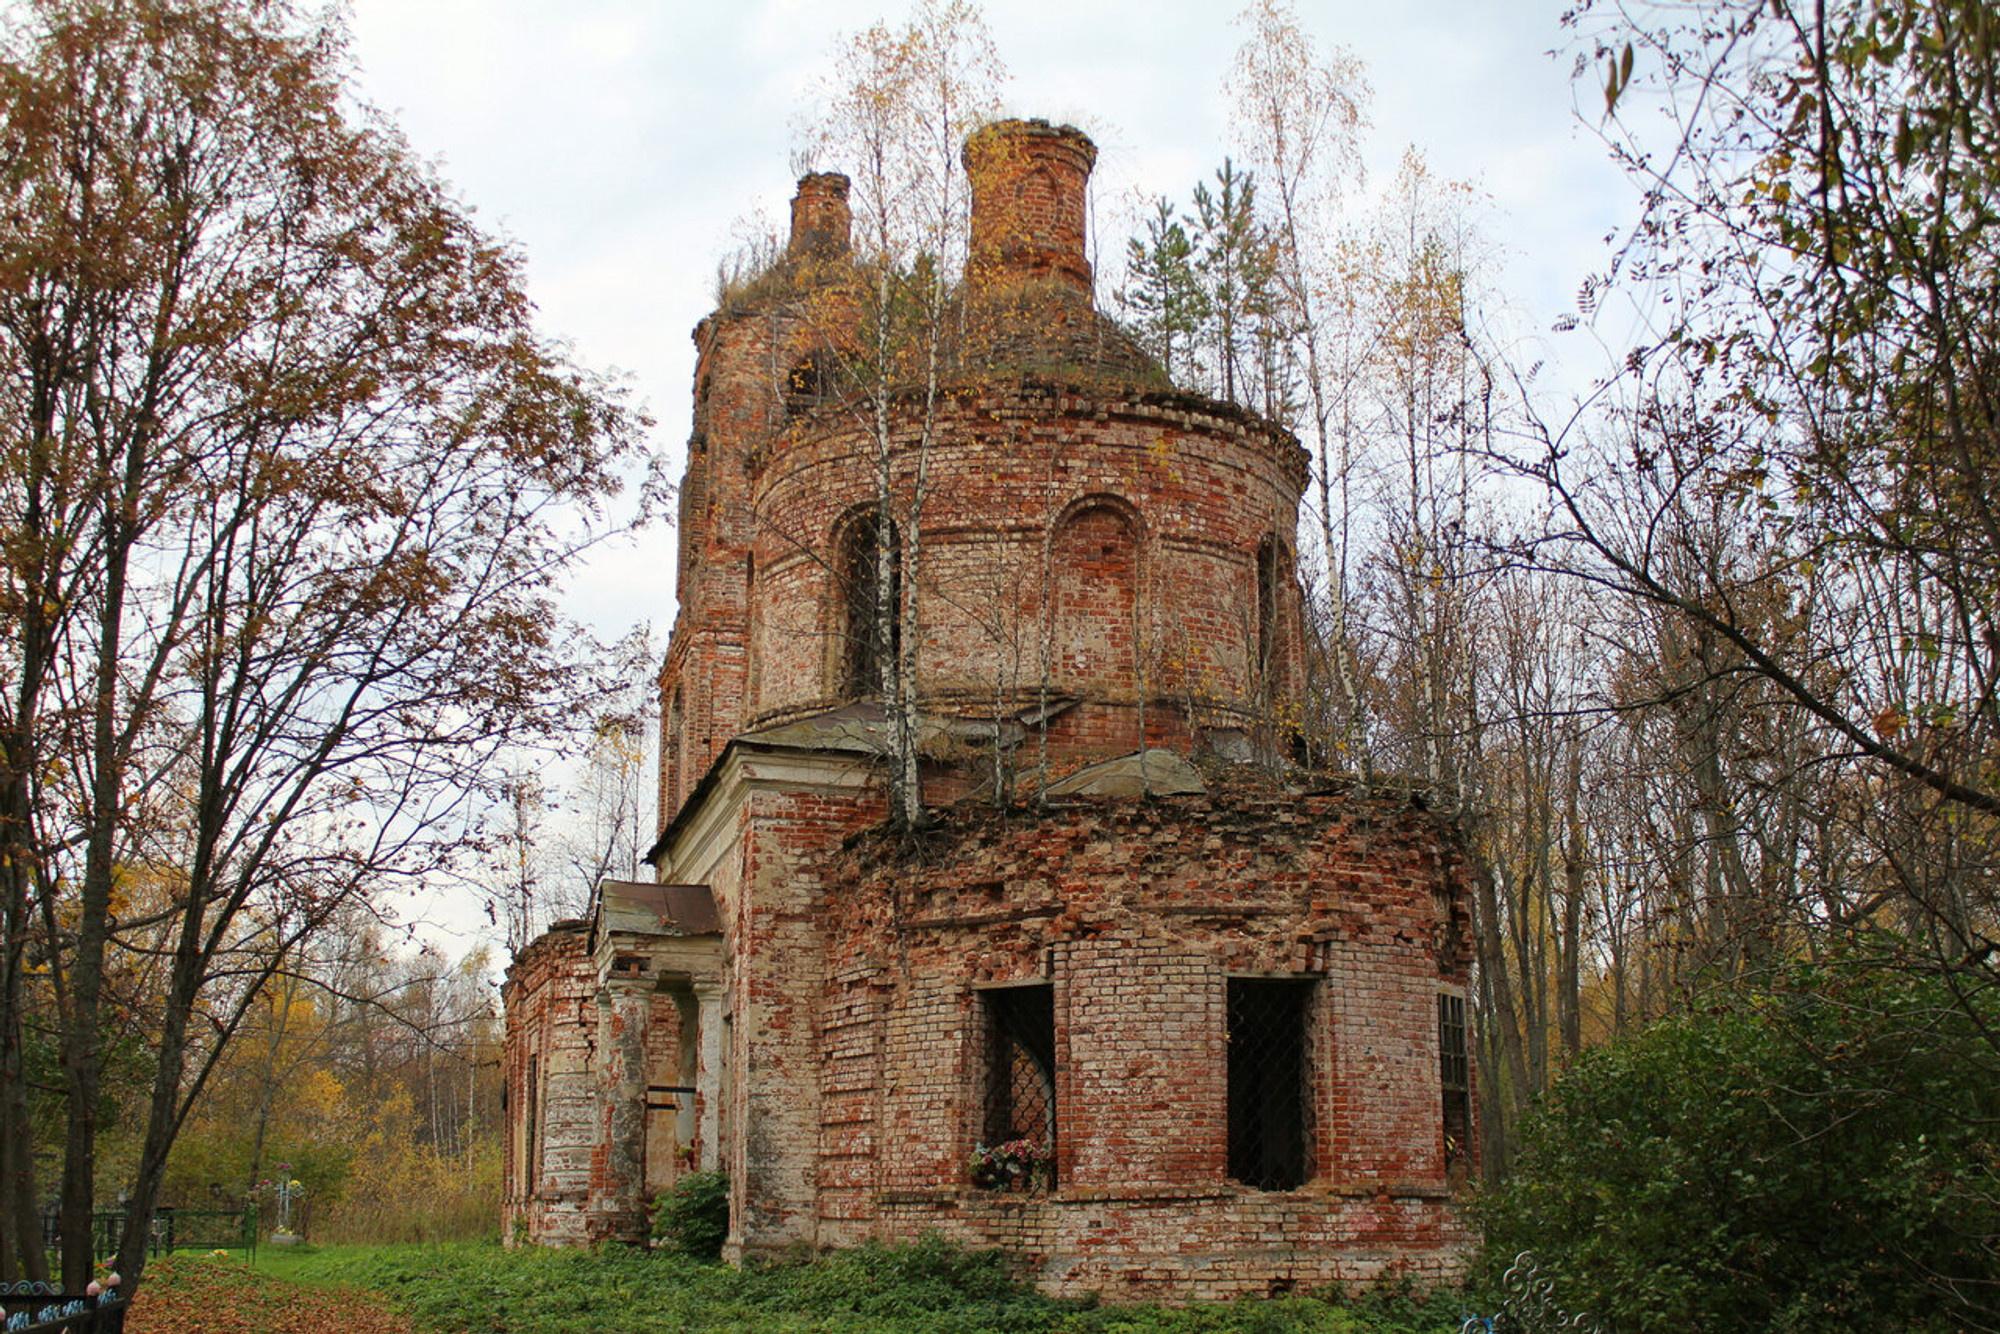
[{"xmin": 597, "ymin": 879, "xmax": 720, "ymax": 936}]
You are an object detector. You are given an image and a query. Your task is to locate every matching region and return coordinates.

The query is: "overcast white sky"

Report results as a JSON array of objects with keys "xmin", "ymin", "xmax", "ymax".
[{"xmin": 338, "ymin": 0, "xmax": 1641, "ymax": 953}]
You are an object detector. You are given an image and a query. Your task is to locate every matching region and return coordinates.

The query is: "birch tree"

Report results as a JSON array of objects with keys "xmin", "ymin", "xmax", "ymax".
[
  {"xmin": 1227, "ymin": 0, "xmax": 1372, "ymax": 769},
  {"xmin": 808, "ymin": 0, "xmax": 1005, "ymax": 827}
]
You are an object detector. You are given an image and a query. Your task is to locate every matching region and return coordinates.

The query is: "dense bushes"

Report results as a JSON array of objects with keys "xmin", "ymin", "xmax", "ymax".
[
  {"xmin": 651, "ymin": 1170, "xmax": 731, "ymax": 1259},
  {"xmin": 1479, "ymin": 959, "xmax": 2000, "ymax": 1333}
]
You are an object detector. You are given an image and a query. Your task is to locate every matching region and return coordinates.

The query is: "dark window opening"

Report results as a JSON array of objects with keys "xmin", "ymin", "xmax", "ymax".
[
  {"xmin": 1439, "ymin": 992, "xmax": 1470, "ymax": 1165},
  {"xmin": 666, "ymin": 687, "xmax": 684, "ymax": 807},
  {"xmin": 1228, "ymin": 977, "xmax": 1315, "ymax": 1190},
  {"xmin": 525, "ymin": 1054, "xmax": 541, "ymax": 1194},
  {"xmin": 839, "ymin": 511, "xmax": 900, "ymax": 697},
  {"xmin": 982, "ymin": 985, "xmax": 1056, "ymax": 1168},
  {"xmin": 1255, "ymin": 536, "xmax": 1286, "ymax": 688}
]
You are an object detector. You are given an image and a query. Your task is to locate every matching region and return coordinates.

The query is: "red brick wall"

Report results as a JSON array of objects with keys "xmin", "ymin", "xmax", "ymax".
[
  {"xmin": 500, "ymin": 925, "xmax": 595, "ymax": 1246},
  {"xmin": 747, "ymin": 387, "xmax": 1308, "ymax": 758},
  {"xmin": 792, "ymin": 786, "xmax": 1478, "ymax": 1296},
  {"xmin": 658, "ymin": 296, "xmax": 829, "ymax": 821},
  {"xmin": 717, "ymin": 777, "xmax": 889, "ymax": 1258}
]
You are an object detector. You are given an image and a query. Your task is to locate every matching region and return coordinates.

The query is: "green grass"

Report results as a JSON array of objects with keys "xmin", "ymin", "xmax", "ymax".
[
  {"xmin": 249, "ymin": 1236, "xmax": 1468, "ymax": 1334},
  {"xmin": 247, "ymin": 1240, "xmax": 396, "ymax": 1285}
]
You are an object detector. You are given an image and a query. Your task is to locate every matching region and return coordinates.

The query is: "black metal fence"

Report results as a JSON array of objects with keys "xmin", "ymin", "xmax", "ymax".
[{"xmin": 37, "ymin": 1204, "xmax": 257, "ymax": 1264}]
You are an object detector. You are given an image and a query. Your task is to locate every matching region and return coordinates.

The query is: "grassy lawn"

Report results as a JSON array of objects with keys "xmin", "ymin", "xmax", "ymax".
[{"xmin": 123, "ymin": 1238, "xmax": 1468, "ymax": 1333}]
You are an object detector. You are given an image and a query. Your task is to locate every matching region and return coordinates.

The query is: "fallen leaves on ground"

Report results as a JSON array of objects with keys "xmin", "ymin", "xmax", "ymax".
[{"xmin": 123, "ymin": 1256, "xmax": 420, "ymax": 1334}]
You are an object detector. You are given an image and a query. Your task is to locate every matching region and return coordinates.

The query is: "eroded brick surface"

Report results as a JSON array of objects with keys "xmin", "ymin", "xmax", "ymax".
[{"xmin": 800, "ymin": 789, "xmax": 1476, "ymax": 1296}]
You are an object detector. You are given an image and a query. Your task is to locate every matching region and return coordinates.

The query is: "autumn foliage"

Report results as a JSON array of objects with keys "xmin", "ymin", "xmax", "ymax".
[{"xmin": 124, "ymin": 1257, "xmax": 415, "ymax": 1334}]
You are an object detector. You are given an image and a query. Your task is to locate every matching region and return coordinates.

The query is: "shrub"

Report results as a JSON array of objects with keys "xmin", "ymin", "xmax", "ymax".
[
  {"xmin": 753, "ymin": 1234, "xmax": 1048, "ymax": 1322},
  {"xmin": 651, "ymin": 1169, "xmax": 730, "ymax": 1260},
  {"xmin": 1478, "ymin": 958, "xmax": 2000, "ymax": 1333}
]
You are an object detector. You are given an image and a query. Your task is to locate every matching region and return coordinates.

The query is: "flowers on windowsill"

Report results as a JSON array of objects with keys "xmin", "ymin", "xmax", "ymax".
[{"xmin": 969, "ymin": 1139, "xmax": 1053, "ymax": 1192}]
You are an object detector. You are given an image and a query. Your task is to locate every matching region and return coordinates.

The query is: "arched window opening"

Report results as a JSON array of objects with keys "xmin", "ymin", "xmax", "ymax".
[
  {"xmin": 1256, "ymin": 537, "xmax": 1282, "ymax": 682},
  {"xmin": 1050, "ymin": 500, "xmax": 1138, "ymax": 689},
  {"xmin": 838, "ymin": 510, "xmax": 901, "ymax": 698}
]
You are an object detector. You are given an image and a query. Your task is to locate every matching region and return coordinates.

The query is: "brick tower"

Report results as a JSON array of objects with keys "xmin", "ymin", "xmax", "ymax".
[{"xmin": 503, "ymin": 119, "xmax": 1476, "ymax": 1299}]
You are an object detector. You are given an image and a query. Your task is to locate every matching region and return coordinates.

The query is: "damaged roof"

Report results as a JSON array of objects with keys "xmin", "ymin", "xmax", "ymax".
[{"xmin": 595, "ymin": 879, "xmax": 721, "ymax": 937}]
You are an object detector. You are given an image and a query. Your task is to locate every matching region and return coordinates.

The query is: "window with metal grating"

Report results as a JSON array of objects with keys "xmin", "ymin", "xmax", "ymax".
[
  {"xmin": 837, "ymin": 510, "xmax": 901, "ymax": 698},
  {"xmin": 982, "ymin": 985, "xmax": 1056, "ymax": 1160},
  {"xmin": 1227, "ymin": 977, "xmax": 1316, "ymax": 1190},
  {"xmin": 1439, "ymin": 991, "xmax": 1470, "ymax": 1165}
]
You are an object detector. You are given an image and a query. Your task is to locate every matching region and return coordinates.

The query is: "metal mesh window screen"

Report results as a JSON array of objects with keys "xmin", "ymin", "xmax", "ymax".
[
  {"xmin": 983, "ymin": 985, "xmax": 1056, "ymax": 1154},
  {"xmin": 1439, "ymin": 992, "xmax": 1470, "ymax": 1163},
  {"xmin": 1227, "ymin": 977, "xmax": 1315, "ymax": 1190}
]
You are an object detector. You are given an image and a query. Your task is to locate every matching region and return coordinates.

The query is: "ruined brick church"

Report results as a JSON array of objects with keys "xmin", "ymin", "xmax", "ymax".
[{"xmin": 502, "ymin": 119, "xmax": 1477, "ymax": 1299}]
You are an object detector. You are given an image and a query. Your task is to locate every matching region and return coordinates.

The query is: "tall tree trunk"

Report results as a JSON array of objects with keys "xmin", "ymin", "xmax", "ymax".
[
  {"xmin": 0, "ymin": 852, "xmax": 42, "ymax": 1282},
  {"xmin": 1, "ymin": 372, "xmax": 60, "ymax": 1287},
  {"xmin": 114, "ymin": 881, "xmax": 216, "ymax": 1291},
  {"xmin": 1559, "ymin": 746, "xmax": 1586, "ymax": 1061},
  {"xmin": 1466, "ymin": 829, "xmax": 1532, "ymax": 1141},
  {"xmin": 62, "ymin": 473, "xmax": 140, "ymax": 1288},
  {"xmin": 1473, "ymin": 954, "xmax": 1508, "ymax": 1185}
]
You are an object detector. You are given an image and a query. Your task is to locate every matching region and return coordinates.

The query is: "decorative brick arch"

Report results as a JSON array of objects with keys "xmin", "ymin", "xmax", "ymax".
[{"xmin": 1048, "ymin": 495, "xmax": 1140, "ymax": 694}]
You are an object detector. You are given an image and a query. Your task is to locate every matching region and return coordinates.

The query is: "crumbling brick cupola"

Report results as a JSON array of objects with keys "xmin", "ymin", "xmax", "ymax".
[
  {"xmin": 787, "ymin": 171, "xmax": 851, "ymax": 262},
  {"xmin": 964, "ymin": 118, "xmax": 1097, "ymax": 293}
]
